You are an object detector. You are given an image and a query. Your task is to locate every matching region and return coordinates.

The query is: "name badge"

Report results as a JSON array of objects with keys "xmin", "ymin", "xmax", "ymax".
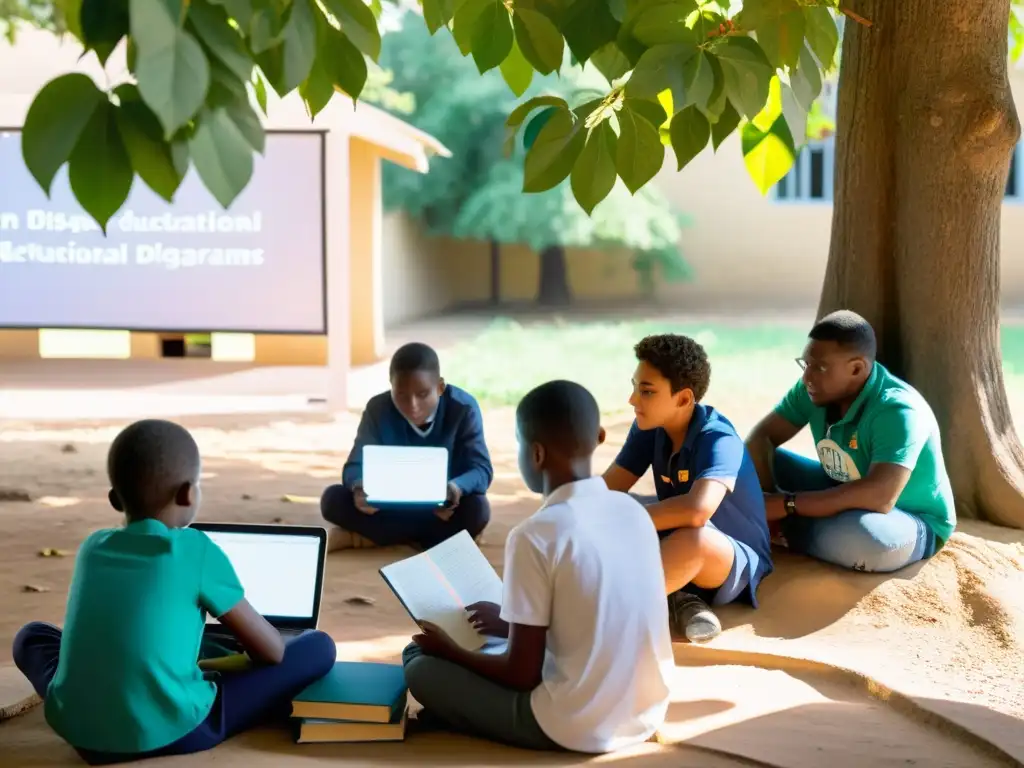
[{"xmin": 678, "ymin": 470, "xmax": 689, "ymax": 483}]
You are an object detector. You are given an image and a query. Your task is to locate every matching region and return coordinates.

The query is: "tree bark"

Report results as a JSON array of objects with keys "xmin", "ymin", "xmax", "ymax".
[
  {"xmin": 489, "ymin": 239, "xmax": 501, "ymax": 304},
  {"xmin": 820, "ymin": 0, "xmax": 1024, "ymax": 528},
  {"xmin": 537, "ymin": 245, "xmax": 572, "ymax": 306}
]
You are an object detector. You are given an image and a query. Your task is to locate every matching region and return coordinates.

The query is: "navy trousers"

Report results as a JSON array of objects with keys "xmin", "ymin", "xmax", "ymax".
[
  {"xmin": 320, "ymin": 484, "xmax": 490, "ymax": 548},
  {"xmin": 12, "ymin": 622, "xmax": 336, "ymax": 765}
]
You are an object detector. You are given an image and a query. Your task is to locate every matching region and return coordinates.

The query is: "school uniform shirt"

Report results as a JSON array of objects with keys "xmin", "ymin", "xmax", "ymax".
[
  {"xmin": 45, "ymin": 519, "xmax": 244, "ymax": 753},
  {"xmin": 499, "ymin": 478, "xmax": 674, "ymax": 754},
  {"xmin": 774, "ymin": 362, "xmax": 956, "ymax": 544},
  {"xmin": 342, "ymin": 384, "xmax": 493, "ymax": 496},
  {"xmin": 614, "ymin": 404, "xmax": 774, "ymax": 606}
]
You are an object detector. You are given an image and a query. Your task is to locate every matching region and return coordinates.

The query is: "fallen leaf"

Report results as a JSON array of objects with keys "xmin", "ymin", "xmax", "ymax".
[
  {"xmin": 22, "ymin": 584, "xmax": 50, "ymax": 593},
  {"xmin": 38, "ymin": 548, "xmax": 71, "ymax": 558},
  {"xmin": 281, "ymin": 495, "xmax": 317, "ymax": 504},
  {"xmin": 344, "ymin": 596, "xmax": 375, "ymax": 607},
  {"xmin": 60, "ymin": 443, "xmax": 77, "ymax": 454},
  {"xmin": 0, "ymin": 488, "xmax": 32, "ymax": 502}
]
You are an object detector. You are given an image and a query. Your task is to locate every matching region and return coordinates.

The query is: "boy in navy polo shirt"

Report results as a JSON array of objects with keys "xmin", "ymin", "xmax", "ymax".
[
  {"xmin": 320, "ymin": 342, "xmax": 494, "ymax": 551},
  {"xmin": 603, "ymin": 335, "xmax": 773, "ymax": 643}
]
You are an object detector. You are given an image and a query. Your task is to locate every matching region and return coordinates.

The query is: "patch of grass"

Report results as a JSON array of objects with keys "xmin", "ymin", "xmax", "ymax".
[{"xmin": 441, "ymin": 318, "xmax": 1024, "ymax": 412}]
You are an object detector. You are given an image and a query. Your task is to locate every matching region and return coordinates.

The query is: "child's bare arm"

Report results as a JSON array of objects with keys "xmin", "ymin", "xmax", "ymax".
[{"xmin": 216, "ymin": 599, "xmax": 286, "ymax": 664}]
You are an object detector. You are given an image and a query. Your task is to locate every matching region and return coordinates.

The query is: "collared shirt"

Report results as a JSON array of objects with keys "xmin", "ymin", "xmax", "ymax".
[
  {"xmin": 45, "ymin": 519, "xmax": 244, "ymax": 753},
  {"xmin": 614, "ymin": 404, "xmax": 773, "ymax": 605},
  {"xmin": 500, "ymin": 478, "xmax": 673, "ymax": 753},
  {"xmin": 775, "ymin": 363, "xmax": 956, "ymax": 543}
]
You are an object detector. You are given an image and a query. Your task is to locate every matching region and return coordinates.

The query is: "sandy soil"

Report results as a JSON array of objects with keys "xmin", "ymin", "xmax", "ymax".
[{"xmin": 1, "ymin": 407, "xmax": 1023, "ymax": 767}]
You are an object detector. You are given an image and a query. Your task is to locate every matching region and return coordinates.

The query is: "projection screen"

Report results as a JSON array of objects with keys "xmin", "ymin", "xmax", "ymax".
[{"xmin": 0, "ymin": 129, "xmax": 326, "ymax": 334}]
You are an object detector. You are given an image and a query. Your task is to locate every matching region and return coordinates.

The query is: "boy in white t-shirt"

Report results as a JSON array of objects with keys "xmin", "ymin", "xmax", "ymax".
[{"xmin": 403, "ymin": 380, "xmax": 674, "ymax": 753}]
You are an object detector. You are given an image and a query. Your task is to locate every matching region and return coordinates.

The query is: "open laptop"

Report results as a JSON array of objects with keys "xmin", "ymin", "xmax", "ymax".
[
  {"xmin": 363, "ymin": 445, "xmax": 449, "ymax": 507},
  {"xmin": 192, "ymin": 522, "xmax": 327, "ymax": 646}
]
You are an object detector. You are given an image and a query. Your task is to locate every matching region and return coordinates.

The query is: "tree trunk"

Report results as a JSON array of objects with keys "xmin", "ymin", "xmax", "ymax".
[
  {"xmin": 819, "ymin": 0, "xmax": 1024, "ymax": 528},
  {"xmin": 537, "ymin": 245, "xmax": 572, "ymax": 306},
  {"xmin": 489, "ymin": 239, "xmax": 501, "ymax": 304}
]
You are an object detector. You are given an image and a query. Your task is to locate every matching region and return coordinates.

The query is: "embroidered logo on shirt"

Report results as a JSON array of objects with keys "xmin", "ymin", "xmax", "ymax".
[
  {"xmin": 660, "ymin": 475, "xmax": 671, "ymax": 484},
  {"xmin": 678, "ymin": 470, "xmax": 689, "ymax": 483},
  {"xmin": 849, "ymin": 433, "xmax": 858, "ymax": 450}
]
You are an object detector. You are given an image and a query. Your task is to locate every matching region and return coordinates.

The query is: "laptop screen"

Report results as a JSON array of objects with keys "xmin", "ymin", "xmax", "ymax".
[
  {"xmin": 201, "ymin": 529, "xmax": 322, "ymax": 623},
  {"xmin": 363, "ymin": 445, "xmax": 449, "ymax": 504}
]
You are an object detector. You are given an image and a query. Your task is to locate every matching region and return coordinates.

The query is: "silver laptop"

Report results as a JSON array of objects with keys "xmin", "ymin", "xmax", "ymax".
[
  {"xmin": 363, "ymin": 445, "xmax": 449, "ymax": 506},
  {"xmin": 192, "ymin": 522, "xmax": 327, "ymax": 640}
]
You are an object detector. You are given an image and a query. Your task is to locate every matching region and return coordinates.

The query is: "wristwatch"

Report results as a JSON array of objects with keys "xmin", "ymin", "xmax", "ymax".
[{"xmin": 784, "ymin": 493, "xmax": 798, "ymax": 517}]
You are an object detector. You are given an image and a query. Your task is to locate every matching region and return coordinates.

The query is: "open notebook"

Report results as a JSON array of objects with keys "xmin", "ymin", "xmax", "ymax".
[{"xmin": 379, "ymin": 530, "xmax": 505, "ymax": 651}]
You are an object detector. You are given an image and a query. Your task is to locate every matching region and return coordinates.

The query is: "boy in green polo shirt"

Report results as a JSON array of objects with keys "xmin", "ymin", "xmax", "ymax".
[
  {"xmin": 11, "ymin": 419, "xmax": 336, "ymax": 764},
  {"xmin": 745, "ymin": 311, "xmax": 956, "ymax": 572}
]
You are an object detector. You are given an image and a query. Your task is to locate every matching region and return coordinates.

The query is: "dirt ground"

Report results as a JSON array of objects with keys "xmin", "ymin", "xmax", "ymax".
[{"xmin": 1, "ymin": 397, "xmax": 1023, "ymax": 766}]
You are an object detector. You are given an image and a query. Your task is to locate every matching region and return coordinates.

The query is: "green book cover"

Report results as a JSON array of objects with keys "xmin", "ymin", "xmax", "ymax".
[{"xmin": 294, "ymin": 661, "xmax": 406, "ymax": 709}]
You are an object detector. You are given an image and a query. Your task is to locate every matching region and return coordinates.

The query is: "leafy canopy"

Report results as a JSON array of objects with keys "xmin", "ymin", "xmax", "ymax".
[{"xmin": 12, "ymin": 0, "xmax": 850, "ymax": 227}]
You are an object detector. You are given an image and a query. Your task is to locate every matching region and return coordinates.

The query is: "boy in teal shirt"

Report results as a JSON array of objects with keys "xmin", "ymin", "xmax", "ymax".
[
  {"xmin": 12, "ymin": 419, "xmax": 336, "ymax": 764},
  {"xmin": 745, "ymin": 311, "xmax": 956, "ymax": 572}
]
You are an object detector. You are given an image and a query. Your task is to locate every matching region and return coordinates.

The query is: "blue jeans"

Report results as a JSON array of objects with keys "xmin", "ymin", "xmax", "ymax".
[
  {"xmin": 774, "ymin": 449, "xmax": 937, "ymax": 572},
  {"xmin": 320, "ymin": 484, "xmax": 490, "ymax": 548},
  {"xmin": 13, "ymin": 622, "xmax": 337, "ymax": 765}
]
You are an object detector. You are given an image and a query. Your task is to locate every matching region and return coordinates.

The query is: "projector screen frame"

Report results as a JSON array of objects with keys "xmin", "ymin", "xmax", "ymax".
[{"xmin": 0, "ymin": 127, "xmax": 329, "ymax": 336}]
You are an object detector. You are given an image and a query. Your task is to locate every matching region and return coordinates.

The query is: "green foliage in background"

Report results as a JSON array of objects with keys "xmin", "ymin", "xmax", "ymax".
[{"xmin": 382, "ymin": 14, "xmax": 688, "ymax": 280}]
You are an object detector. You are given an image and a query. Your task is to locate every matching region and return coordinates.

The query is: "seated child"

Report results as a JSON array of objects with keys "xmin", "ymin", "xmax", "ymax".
[
  {"xmin": 11, "ymin": 419, "xmax": 336, "ymax": 765},
  {"xmin": 402, "ymin": 380, "xmax": 674, "ymax": 753},
  {"xmin": 321, "ymin": 341, "xmax": 494, "ymax": 551},
  {"xmin": 603, "ymin": 335, "xmax": 774, "ymax": 644}
]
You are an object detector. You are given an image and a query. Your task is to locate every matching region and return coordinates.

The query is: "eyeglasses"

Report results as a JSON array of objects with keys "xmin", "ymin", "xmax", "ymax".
[{"xmin": 795, "ymin": 358, "xmax": 829, "ymax": 374}]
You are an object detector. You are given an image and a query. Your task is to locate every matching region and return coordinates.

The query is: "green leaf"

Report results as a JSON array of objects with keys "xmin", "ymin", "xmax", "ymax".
[
  {"xmin": 560, "ymin": 0, "xmax": 620, "ymax": 65},
  {"xmin": 627, "ymin": 42, "xmax": 699, "ymax": 115},
  {"xmin": 523, "ymin": 108, "xmax": 586, "ymax": 192},
  {"xmin": 252, "ymin": 70, "xmax": 269, "ymax": 115},
  {"xmin": 187, "ymin": 0, "xmax": 254, "ymax": 82},
  {"xmin": 256, "ymin": 0, "xmax": 318, "ymax": 95},
  {"xmin": 681, "ymin": 49, "xmax": 716, "ymax": 109},
  {"xmin": 56, "ymin": 0, "xmax": 84, "ymax": 40},
  {"xmin": 737, "ymin": 0, "xmax": 798, "ymax": 30},
  {"xmin": 189, "ymin": 107, "xmax": 254, "ymax": 207},
  {"xmin": 512, "ymin": 8, "xmax": 564, "ymax": 75},
  {"xmin": 22, "ymin": 74, "xmax": 105, "ymax": 195},
  {"xmin": 321, "ymin": 25, "xmax": 369, "ymax": 100},
  {"xmin": 589, "ymin": 42, "xmax": 630, "ymax": 83},
  {"xmin": 500, "ymin": 39, "xmax": 534, "ymax": 96},
  {"xmin": 616, "ymin": 0, "xmax": 675, "ymax": 64},
  {"xmin": 790, "ymin": 44, "xmax": 822, "ymax": 111},
  {"xmin": 701, "ymin": 52, "xmax": 727, "ymax": 120},
  {"xmin": 742, "ymin": 114, "xmax": 795, "ymax": 194},
  {"xmin": 710, "ymin": 99, "xmax": 740, "ymax": 150},
  {"xmin": 506, "ymin": 95, "xmax": 568, "ymax": 130},
  {"xmin": 321, "ymin": 0, "xmax": 382, "ymax": 60},
  {"xmin": 668, "ymin": 105, "xmax": 709, "ymax": 170},
  {"xmin": 471, "ymin": 0, "xmax": 514, "ymax": 73},
  {"xmin": 300, "ymin": 59, "xmax": 336, "ymax": 119},
  {"xmin": 803, "ymin": 6, "xmax": 839, "ymax": 69},
  {"xmin": 627, "ymin": 97, "xmax": 668, "ymax": 131},
  {"xmin": 214, "ymin": 0, "xmax": 254, "ymax": 27},
  {"xmin": 717, "ymin": 36, "xmax": 773, "ymax": 119},
  {"xmin": 68, "ymin": 101, "xmax": 134, "ymax": 232},
  {"xmin": 80, "ymin": 0, "xmax": 129, "ymax": 66},
  {"xmin": 422, "ymin": 0, "xmax": 468, "ymax": 33},
  {"xmin": 135, "ymin": 27, "xmax": 210, "ymax": 138},
  {"xmin": 632, "ymin": 1, "xmax": 697, "ymax": 46},
  {"xmin": 571, "ymin": 121, "xmax": 617, "ymax": 214},
  {"xmin": 129, "ymin": 0, "xmax": 183, "ymax": 51},
  {"xmin": 114, "ymin": 85, "xmax": 185, "ymax": 201},
  {"xmin": 756, "ymin": 5, "xmax": 805, "ymax": 69},
  {"xmin": 615, "ymin": 103, "xmax": 663, "ymax": 193},
  {"xmin": 524, "ymin": 106, "xmax": 557, "ymax": 149},
  {"xmin": 453, "ymin": 0, "xmax": 488, "ymax": 55}
]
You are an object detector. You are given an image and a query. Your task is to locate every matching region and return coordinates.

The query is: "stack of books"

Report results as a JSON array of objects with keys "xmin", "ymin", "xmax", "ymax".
[{"xmin": 291, "ymin": 661, "xmax": 408, "ymax": 744}]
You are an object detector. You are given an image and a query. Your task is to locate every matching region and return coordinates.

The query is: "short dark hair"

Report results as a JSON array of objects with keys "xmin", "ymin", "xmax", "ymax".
[
  {"xmin": 634, "ymin": 334, "xmax": 711, "ymax": 401},
  {"xmin": 810, "ymin": 310, "xmax": 877, "ymax": 360},
  {"xmin": 389, "ymin": 342, "xmax": 440, "ymax": 378},
  {"xmin": 107, "ymin": 419, "xmax": 200, "ymax": 516},
  {"xmin": 516, "ymin": 380, "xmax": 601, "ymax": 455}
]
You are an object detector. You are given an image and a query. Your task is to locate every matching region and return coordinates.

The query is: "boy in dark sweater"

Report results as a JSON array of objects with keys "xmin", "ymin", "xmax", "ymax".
[{"xmin": 321, "ymin": 342, "xmax": 493, "ymax": 551}]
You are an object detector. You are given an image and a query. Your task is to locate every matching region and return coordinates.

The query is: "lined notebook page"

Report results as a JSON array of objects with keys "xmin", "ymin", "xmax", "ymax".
[{"xmin": 379, "ymin": 531, "xmax": 503, "ymax": 651}]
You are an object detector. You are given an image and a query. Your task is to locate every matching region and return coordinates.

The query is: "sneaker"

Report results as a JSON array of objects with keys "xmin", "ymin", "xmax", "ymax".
[{"xmin": 668, "ymin": 591, "xmax": 721, "ymax": 643}]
